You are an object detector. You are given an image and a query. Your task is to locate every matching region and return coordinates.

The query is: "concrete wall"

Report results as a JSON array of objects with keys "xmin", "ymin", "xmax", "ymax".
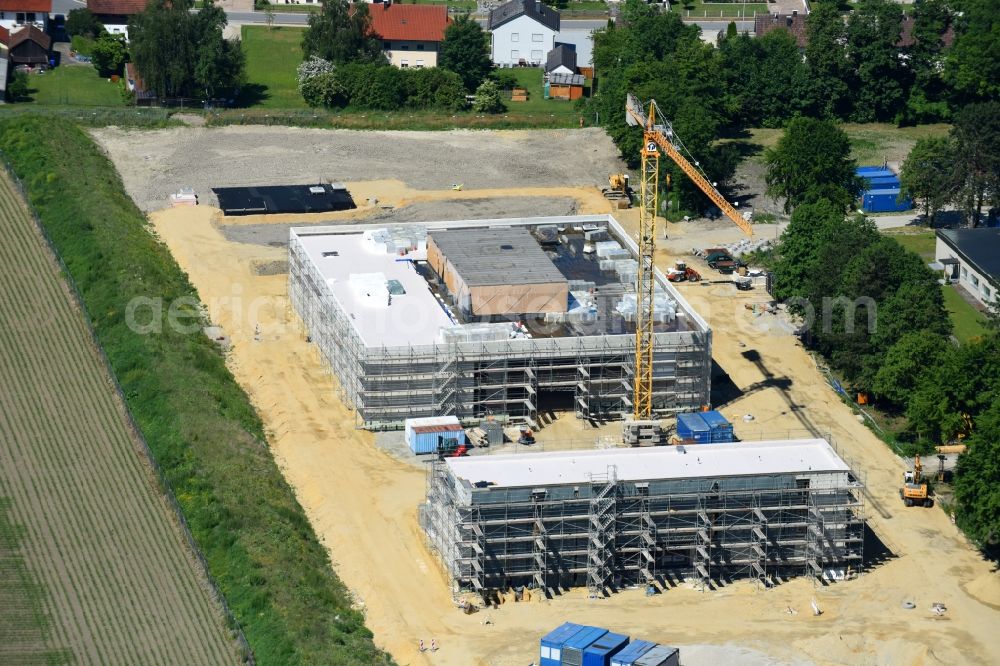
[
  {"xmin": 491, "ymin": 15, "xmax": 556, "ymax": 66},
  {"xmin": 935, "ymin": 236, "xmax": 998, "ymax": 306}
]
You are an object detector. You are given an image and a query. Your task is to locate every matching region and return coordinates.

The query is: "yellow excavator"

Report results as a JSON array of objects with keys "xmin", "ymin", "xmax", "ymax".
[
  {"xmin": 900, "ymin": 455, "xmax": 933, "ymax": 507},
  {"xmin": 602, "ymin": 173, "xmax": 632, "ymax": 207}
]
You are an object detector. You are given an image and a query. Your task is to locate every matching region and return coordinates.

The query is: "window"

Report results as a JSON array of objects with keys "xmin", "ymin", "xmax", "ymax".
[
  {"xmin": 26, "ymin": 11, "xmax": 34, "ymax": 21},
  {"xmin": 384, "ymin": 41, "xmax": 391, "ymax": 49},
  {"xmin": 531, "ymin": 50, "xmax": 542, "ymax": 61},
  {"xmin": 415, "ymin": 59, "xmax": 424, "ymax": 68},
  {"xmin": 532, "ymin": 33, "xmax": 543, "ymax": 42},
  {"xmin": 15, "ymin": 12, "xmax": 24, "ymax": 23},
  {"xmin": 321, "ymin": 251, "xmax": 340, "ymax": 258},
  {"xmin": 400, "ymin": 60, "xmax": 409, "ymax": 68},
  {"xmin": 972, "ymin": 275, "xmax": 980, "ymax": 287},
  {"xmin": 961, "ymin": 267, "xmax": 968, "ymax": 280},
  {"xmin": 983, "ymin": 285, "xmax": 992, "ymax": 299},
  {"xmin": 511, "ymin": 49, "xmax": 519, "ymax": 59},
  {"xmin": 401, "ymin": 44, "xmax": 410, "ymax": 50},
  {"xmin": 416, "ymin": 43, "xmax": 425, "ymax": 51},
  {"xmin": 511, "ymin": 33, "xmax": 519, "ymax": 42}
]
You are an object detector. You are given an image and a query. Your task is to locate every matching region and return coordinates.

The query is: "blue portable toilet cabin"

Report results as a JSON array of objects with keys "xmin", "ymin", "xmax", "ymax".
[
  {"xmin": 582, "ymin": 632, "xmax": 629, "ymax": 666},
  {"xmin": 699, "ymin": 410, "xmax": 735, "ymax": 443},
  {"xmin": 676, "ymin": 412, "xmax": 711, "ymax": 443},
  {"xmin": 561, "ymin": 626, "xmax": 608, "ymax": 665},
  {"xmin": 611, "ymin": 640, "xmax": 656, "ymax": 666},
  {"xmin": 634, "ymin": 645, "xmax": 680, "ymax": 666},
  {"xmin": 540, "ymin": 623, "xmax": 586, "ymax": 666}
]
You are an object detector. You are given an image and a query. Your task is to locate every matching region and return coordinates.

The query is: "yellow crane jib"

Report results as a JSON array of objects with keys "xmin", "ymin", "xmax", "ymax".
[{"xmin": 625, "ymin": 94, "xmax": 754, "ymax": 237}]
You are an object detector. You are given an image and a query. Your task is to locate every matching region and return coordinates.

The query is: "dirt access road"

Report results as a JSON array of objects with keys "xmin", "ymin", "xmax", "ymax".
[{"xmin": 97, "ymin": 126, "xmax": 1000, "ymax": 665}]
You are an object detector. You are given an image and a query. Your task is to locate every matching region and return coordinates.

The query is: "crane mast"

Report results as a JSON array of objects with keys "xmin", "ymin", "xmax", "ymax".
[{"xmin": 624, "ymin": 94, "xmax": 753, "ymax": 426}]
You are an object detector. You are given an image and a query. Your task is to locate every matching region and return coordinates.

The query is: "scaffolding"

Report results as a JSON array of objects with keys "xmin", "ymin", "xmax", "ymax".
[
  {"xmin": 421, "ymin": 441, "xmax": 866, "ymax": 597},
  {"xmin": 288, "ymin": 216, "xmax": 713, "ymax": 430}
]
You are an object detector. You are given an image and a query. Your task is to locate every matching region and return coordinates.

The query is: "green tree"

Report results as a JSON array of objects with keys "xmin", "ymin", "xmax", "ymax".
[
  {"xmin": 945, "ymin": 0, "xmax": 1000, "ymax": 104},
  {"xmin": 871, "ymin": 332, "xmax": 951, "ymax": 405},
  {"xmin": 472, "ymin": 79, "xmax": 505, "ymax": 113},
  {"xmin": 951, "ymin": 102, "xmax": 1000, "ymax": 226},
  {"xmin": 771, "ymin": 199, "xmax": 847, "ymax": 302},
  {"xmin": 904, "ymin": 0, "xmax": 953, "ymax": 123},
  {"xmin": 899, "ymin": 136, "xmax": 958, "ymax": 225},
  {"xmin": 439, "ymin": 14, "xmax": 492, "ymax": 92},
  {"xmin": 5, "ymin": 70, "xmax": 29, "ymax": 102},
  {"xmin": 804, "ymin": 2, "xmax": 852, "ymax": 118},
  {"xmin": 66, "ymin": 8, "xmax": 104, "ymax": 38},
  {"xmin": 764, "ymin": 117, "xmax": 858, "ymax": 212},
  {"xmin": 302, "ymin": 0, "xmax": 385, "ymax": 65},
  {"xmin": 91, "ymin": 33, "xmax": 127, "ymax": 77},
  {"xmin": 954, "ymin": 401, "xmax": 1000, "ymax": 547},
  {"xmin": 130, "ymin": 0, "xmax": 244, "ymax": 100},
  {"xmin": 845, "ymin": 0, "xmax": 908, "ymax": 122},
  {"xmin": 720, "ymin": 30, "xmax": 810, "ymax": 128}
]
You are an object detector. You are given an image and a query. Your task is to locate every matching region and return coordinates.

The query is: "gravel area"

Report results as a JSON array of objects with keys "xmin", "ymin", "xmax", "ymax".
[
  {"xmin": 219, "ymin": 196, "xmax": 580, "ymax": 247},
  {"xmin": 91, "ymin": 126, "xmax": 625, "ymax": 212}
]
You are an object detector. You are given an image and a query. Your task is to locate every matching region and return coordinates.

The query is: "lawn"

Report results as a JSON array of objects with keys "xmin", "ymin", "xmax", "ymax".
[
  {"xmin": 747, "ymin": 123, "xmax": 951, "ymax": 166},
  {"xmin": 27, "ymin": 65, "xmax": 124, "ymax": 106},
  {"xmin": 883, "ymin": 229, "xmax": 935, "ymax": 259},
  {"xmin": 240, "ymin": 26, "xmax": 308, "ymax": 109},
  {"xmin": 942, "ymin": 284, "xmax": 990, "ymax": 343},
  {"xmin": 504, "ymin": 67, "xmax": 586, "ymax": 115},
  {"xmin": 674, "ymin": 1, "xmax": 770, "ymax": 18}
]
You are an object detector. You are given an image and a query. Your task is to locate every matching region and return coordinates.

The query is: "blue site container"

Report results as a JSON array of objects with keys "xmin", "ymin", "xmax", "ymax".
[
  {"xmin": 700, "ymin": 410, "xmax": 735, "ymax": 443},
  {"xmin": 634, "ymin": 645, "xmax": 680, "ymax": 666},
  {"xmin": 865, "ymin": 175, "xmax": 900, "ymax": 188},
  {"xmin": 611, "ymin": 640, "xmax": 656, "ymax": 666},
  {"xmin": 541, "ymin": 623, "xmax": 586, "ymax": 666},
  {"xmin": 582, "ymin": 632, "xmax": 629, "ymax": 666},
  {"xmin": 676, "ymin": 412, "xmax": 711, "ymax": 444},
  {"xmin": 561, "ymin": 626, "xmax": 608, "ymax": 666},
  {"xmin": 862, "ymin": 188, "xmax": 912, "ymax": 213}
]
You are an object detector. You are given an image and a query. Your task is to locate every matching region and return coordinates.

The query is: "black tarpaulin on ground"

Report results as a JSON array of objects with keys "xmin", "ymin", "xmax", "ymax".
[{"xmin": 213, "ymin": 184, "xmax": 356, "ymax": 216}]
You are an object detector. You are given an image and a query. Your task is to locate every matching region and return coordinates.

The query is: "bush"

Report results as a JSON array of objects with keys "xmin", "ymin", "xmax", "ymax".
[
  {"xmin": 472, "ymin": 79, "xmax": 506, "ymax": 113},
  {"xmin": 297, "ymin": 55, "xmax": 335, "ymax": 90},
  {"xmin": 91, "ymin": 33, "xmax": 127, "ymax": 77},
  {"xmin": 492, "ymin": 69, "xmax": 519, "ymax": 90},
  {"xmin": 300, "ymin": 63, "xmax": 465, "ymax": 111},
  {"xmin": 6, "ymin": 71, "xmax": 29, "ymax": 102}
]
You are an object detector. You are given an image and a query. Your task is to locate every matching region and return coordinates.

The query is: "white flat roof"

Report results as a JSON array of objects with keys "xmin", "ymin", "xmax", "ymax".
[
  {"xmin": 296, "ymin": 233, "xmax": 454, "ymax": 348},
  {"xmin": 445, "ymin": 439, "xmax": 850, "ymax": 488}
]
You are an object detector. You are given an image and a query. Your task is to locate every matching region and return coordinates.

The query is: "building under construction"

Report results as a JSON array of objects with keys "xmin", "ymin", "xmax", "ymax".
[
  {"xmin": 289, "ymin": 215, "xmax": 712, "ymax": 429},
  {"xmin": 419, "ymin": 439, "xmax": 865, "ymax": 596}
]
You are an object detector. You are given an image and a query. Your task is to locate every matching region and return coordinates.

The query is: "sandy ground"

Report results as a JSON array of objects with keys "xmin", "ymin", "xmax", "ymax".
[
  {"xmin": 90, "ymin": 127, "xmax": 625, "ymax": 211},
  {"xmin": 145, "ymin": 185, "xmax": 1000, "ymax": 666}
]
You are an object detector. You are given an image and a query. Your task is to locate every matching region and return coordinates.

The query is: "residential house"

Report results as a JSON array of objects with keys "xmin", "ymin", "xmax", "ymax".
[
  {"xmin": 488, "ymin": 0, "xmax": 559, "ymax": 67},
  {"xmin": 935, "ymin": 228, "xmax": 1000, "ymax": 307},
  {"xmin": 0, "ymin": 0, "xmax": 50, "ymax": 33},
  {"xmin": 87, "ymin": 0, "xmax": 147, "ymax": 40},
  {"xmin": 8, "ymin": 24, "xmax": 49, "ymax": 66},
  {"xmin": 753, "ymin": 11, "xmax": 808, "ymax": 48},
  {"xmin": 365, "ymin": 0, "xmax": 449, "ymax": 69}
]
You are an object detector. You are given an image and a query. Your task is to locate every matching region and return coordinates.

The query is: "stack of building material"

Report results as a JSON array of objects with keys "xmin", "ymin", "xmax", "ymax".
[{"xmin": 169, "ymin": 187, "xmax": 198, "ymax": 207}]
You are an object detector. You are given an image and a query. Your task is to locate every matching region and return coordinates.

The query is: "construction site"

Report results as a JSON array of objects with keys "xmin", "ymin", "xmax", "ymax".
[
  {"xmin": 91, "ymin": 119, "xmax": 1000, "ymax": 666},
  {"xmin": 289, "ymin": 215, "xmax": 712, "ymax": 429}
]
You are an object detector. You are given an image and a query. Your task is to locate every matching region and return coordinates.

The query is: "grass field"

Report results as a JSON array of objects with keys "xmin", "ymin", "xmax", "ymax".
[
  {"xmin": 241, "ymin": 26, "xmax": 309, "ymax": 108},
  {"xmin": 0, "ymin": 116, "xmax": 391, "ymax": 664},
  {"xmin": 942, "ymin": 283, "xmax": 990, "ymax": 343},
  {"xmin": 747, "ymin": 123, "xmax": 951, "ymax": 166},
  {"xmin": 504, "ymin": 67, "xmax": 587, "ymax": 115},
  {"xmin": 883, "ymin": 229, "xmax": 990, "ymax": 344},
  {"xmin": 27, "ymin": 65, "xmax": 125, "ymax": 106},
  {"xmin": 0, "ymin": 169, "xmax": 238, "ymax": 663}
]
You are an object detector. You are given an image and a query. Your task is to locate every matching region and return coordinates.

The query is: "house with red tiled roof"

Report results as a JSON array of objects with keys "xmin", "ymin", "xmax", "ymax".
[
  {"xmin": 0, "ymin": 0, "xmax": 51, "ymax": 33},
  {"xmin": 362, "ymin": 0, "xmax": 450, "ymax": 69},
  {"xmin": 87, "ymin": 0, "xmax": 148, "ymax": 40},
  {"xmin": 754, "ymin": 11, "xmax": 808, "ymax": 49}
]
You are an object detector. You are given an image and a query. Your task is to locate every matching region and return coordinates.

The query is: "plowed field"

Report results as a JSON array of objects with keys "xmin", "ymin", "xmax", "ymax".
[{"xmin": 0, "ymin": 171, "xmax": 238, "ymax": 665}]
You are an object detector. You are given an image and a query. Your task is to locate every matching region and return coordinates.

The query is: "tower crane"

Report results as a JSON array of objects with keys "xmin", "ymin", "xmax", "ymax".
[{"xmin": 622, "ymin": 94, "xmax": 753, "ymax": 445}]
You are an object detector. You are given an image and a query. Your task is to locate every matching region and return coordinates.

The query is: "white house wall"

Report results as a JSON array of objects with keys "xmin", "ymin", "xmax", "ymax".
[
  {"xmin": 935, "ymin": 236, "xmax": 998, "ymax": 306},
  {"xmin": 491, "ymin": 14, "xmax": 556, "ymax": 66},
  {"xmin": 0, "ymin": 12, "xmax": 47, "ymax": 32}
]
